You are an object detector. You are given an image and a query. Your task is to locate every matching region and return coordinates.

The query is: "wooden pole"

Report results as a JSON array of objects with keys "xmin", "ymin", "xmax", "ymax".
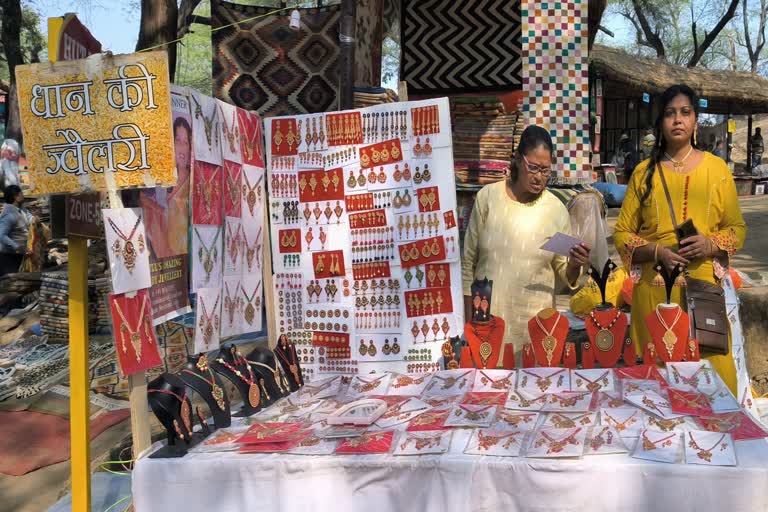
[
  {"xmin": 68, "ymin": 235, "xmax": 91, "ymax": 512},
  {"xmin": 262, "ymin": 194, "xmax": 277, "ymax": 349},
  {"xmin": 748, "ymin": 114, "xmax": 753, "ymax": 171},
  {"xmin": 339, "ymin": 0, "xmax": 356, "ymax": 110}
]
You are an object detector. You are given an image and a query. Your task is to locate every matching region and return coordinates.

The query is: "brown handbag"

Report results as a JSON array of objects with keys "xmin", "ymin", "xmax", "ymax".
[{"xmin": 658, "ymin": 167, "xmax": 729, "ymax": 355}]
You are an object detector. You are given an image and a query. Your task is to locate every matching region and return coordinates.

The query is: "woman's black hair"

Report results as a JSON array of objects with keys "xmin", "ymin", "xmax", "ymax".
[
  {"xmin": 510, "ymin": 125, "xmax": 554, "ymax": 181},
  {"xmin": 3, "ymin": 185, "xmax": 21, "ymax": 204},
  {"xmin": 639, "ymin": 84, "xmax": 699, "ymax": 205}
]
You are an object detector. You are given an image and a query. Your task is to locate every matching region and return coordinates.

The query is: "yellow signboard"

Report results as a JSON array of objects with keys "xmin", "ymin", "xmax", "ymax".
[
  {"xmin": 15, "ymin": 51, "xmax": 176, "ymax": 195},
  {"xmin": 728, "ymin": 120, "xmax": 736, "ymax": 134}
]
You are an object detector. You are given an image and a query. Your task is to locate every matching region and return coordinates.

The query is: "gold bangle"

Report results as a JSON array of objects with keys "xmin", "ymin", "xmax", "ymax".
[{"xmin": 653, "ymin": 243, "xmax": 660, "ymax": 263}]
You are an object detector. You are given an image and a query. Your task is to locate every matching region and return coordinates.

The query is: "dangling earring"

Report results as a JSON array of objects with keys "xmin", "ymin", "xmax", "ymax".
[{"xmin": 693, "ymin": 130, "xmax": 698, "ymax": 147}]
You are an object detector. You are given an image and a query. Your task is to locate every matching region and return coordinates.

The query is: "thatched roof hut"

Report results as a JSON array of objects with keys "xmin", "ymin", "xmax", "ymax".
[{"xmin": 589, "ymin": 44, "xmax": 768, "ymax": 114}]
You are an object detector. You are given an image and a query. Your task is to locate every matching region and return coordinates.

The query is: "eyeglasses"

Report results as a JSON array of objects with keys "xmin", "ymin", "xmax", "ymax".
[{"xmin": 522, "ymin": 156, "xmax": 553, "ymax": 177}]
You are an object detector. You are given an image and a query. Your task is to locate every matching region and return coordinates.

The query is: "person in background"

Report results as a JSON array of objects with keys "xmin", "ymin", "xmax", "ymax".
[
  {"xmin": 640, "ymin": 128, "xmax": 656, "ymax": 161},
  {"xmin": 617, "ymin": 132, "xmax": 639, "ymax": 179},
  {"xmin": 613, "ymin": 84, "xmax": 746, "ymax": 393},
  {"xmin": 712, "ymin": 140, "xmax": 725, "ymax": 159},
  {"xmin": 751, "ymin": 127, "xmax": 764, "ymax": 169},
  {"xmin": 0, "ymin": 185, "xmax": 33, "ymax": 276},
  {"xmin": 0, "ymin": 139, "xmax": 20, "ymax": 190},
  {"xmin": 462, "ymin": 125, "xmax": 591, "ymax": 365}
]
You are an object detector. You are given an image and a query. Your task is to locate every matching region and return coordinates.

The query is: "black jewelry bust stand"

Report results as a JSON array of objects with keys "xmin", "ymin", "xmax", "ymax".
[
  {"xmin": 178, "ymin": 354, "xmax": 231, "ymax": 429},
  {"xmin": 148, "ymin": 374, "xmax": 209, "ymax": 459},
  {"xmin": 247, "ymin": 346, "xmax": 291, "ymax": 402},
  {"xmin": 588, "ymin": 259, "xmax": 618, "ymax": 311},
  {"xmin": 211, "ymin": 345, "xmax": 263, "ymax": 417},
  {"xmin": 273, "ymin": 334, "xmax": 304, "ymax": 392}
]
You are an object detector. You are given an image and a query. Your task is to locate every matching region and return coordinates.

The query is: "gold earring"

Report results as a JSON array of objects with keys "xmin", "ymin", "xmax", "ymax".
[{"xmin": 694, "ymin": 130, "xmax": 698, "ymax": 146}]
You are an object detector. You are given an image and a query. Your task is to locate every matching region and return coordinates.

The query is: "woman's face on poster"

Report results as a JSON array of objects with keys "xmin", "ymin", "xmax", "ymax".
[{"xmin": 174, "ymin": 124, "xmax": 192, "ymax": 175}]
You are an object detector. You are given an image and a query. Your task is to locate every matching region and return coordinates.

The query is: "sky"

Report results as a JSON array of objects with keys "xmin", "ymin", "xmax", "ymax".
[{"xmin": 35, "ymin": 0, "xmax": 139, "ymax": 54}]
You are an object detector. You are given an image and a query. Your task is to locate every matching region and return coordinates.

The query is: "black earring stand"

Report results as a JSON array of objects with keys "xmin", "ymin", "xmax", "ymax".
[
  {"xmin": 587, "ymin": 259, "xmax": 618, "ymax": 311},
  {"xmin": 210, "ymin": 345, "xmax": 263, "ymax": 417},
  {"xmin": 148, "ymin": 374, "xmax": 209, "ymax": 459},
  {"xmin": 178, "ymin": 355, "xmax": 231, "ymax": 429},
  {"xmin": 247, "ymin": 346, "xmax": 290, "ymax": 403},
  {"xmin": 654, "ymin": 262, "xmax": 684, "ymax": 304}
]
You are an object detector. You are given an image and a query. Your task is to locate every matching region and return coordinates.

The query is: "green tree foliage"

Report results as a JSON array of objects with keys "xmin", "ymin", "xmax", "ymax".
[{"xmin": 0, "ymin": 2, "xmax": 45, "ymax": 84}]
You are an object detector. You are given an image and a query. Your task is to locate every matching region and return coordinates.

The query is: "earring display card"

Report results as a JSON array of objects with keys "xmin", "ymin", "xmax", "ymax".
[
  {"xmin": 190, "ymin": 90, "xmax": 223, "ymax": 165},
  {"xmin": 221, "ymin": 276, "xmax": 243, "ymax": 338},
  {"xmin": 237, "ymin": 109, "xmax": 264, "ymax": 168},
  {"xmin": 241, "ymin": 166, "xmax": 265, "ymax": 221},
  {"xmin": 393, "ymin": 430, "xmax": 452, "ymax": 456},
  {"xmin": 191, "ymin": 226, "xmax": 223, "ymax": 292},
  {"xmin": 517, "ymin": 368, "xmax": 571, "ymax": 394},
  {"xmin": 583, "ymin": 426, "xmax": 628, "ymax": 456},
  {"xmin": 464, "ymin": 429, "xmax": 527, "ymax": 457},
  {"xmin": 571, "ymin": 369, "xmax": 616, "ymax": 393},
  {"xmin": 193, "ymin": 287, "xmax": 222, "ymax": 354},
  {"xmin": 684, "ymin": 430, "xmax": 736, "ymax": 466},
  {"xmin": 631, "ymin": 429, "xmax": 682, "ymax": 464},
  {"xmin": 266, "ymin": 98, "xmax": 463, "ymax": 379},
  {"xmin": 103, "ymin": 208, "xmax": 152, "ymax": 294},
  {"xmin": 526, "ymin": 427, "xmax": 587, "ymax": 458},
  {"xmin": 472, "ymin": 370, "xmax": 517, "ymax": 393},
  {"xmin": 108, "ymin": 290, "xmax": 162, "ymax": 376},
  {"xmin": 492, "ymin": 411, "xmax": 540, "ymax": 431}
]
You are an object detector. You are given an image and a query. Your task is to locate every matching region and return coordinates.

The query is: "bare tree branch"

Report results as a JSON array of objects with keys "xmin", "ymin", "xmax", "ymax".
[
  {"xmin": 631, "ymin": 0, "xmax": 666, "ymax": 57},
  {"xmin": 687, "ymin": 0, "xmax": 739, "ymax": 67},
  {"xmin": 177, "ymin": 0, "xmax": 204, "ymax": 40}
]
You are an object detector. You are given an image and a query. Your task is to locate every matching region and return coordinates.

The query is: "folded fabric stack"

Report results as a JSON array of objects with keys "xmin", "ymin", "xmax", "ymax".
[
  {"xmin": 354, "ymin": 87, "xmax": 398, "ymax": 108},
  {"xmin": 39, "ymin": 271, "xmax": 112, "ymax": 341},
  {"xmin": 0, "ymin": 272, "xmax": 41, "ymax": 317},
  {"xmin": 451, "ymin": 96, "xmax": 518, "ymax": 191}
]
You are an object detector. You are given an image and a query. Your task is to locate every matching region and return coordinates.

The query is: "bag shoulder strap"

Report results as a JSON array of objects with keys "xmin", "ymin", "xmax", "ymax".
[{"xmin": 657, "ymin": 165, "xmax": 679, "ymax": 231}]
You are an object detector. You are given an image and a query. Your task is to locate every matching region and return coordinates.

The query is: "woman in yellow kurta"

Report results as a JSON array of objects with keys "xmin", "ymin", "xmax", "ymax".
[
  {"xmin": 614, "ymin": 85, "xmax": 746, "ymax": 393},
  {"xmin": 462, "ymin": 126, "xmax": 591, "ymax": 365}
]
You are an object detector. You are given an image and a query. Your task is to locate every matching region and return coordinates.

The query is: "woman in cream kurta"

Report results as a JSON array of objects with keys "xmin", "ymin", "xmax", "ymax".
[
  {"xmin": 614, "ymin": 85, "xmax": 746, "ymax": 393},
  {"xmin": 462, "ymin": 182, "xmax": 577, "ymax": 365}
]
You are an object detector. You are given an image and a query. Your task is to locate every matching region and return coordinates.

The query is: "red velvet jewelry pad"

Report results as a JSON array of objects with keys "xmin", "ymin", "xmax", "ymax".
[
  {"xmin": 237, "ymin": 109, "xmax": 264, "ymax": 167},
  {"xmin": 461, "ymin": 392, "xmax": 507, "ymax": 407},
  {"xmin": 326, "ymin": 112, "xmax": 363, "ymax": 147},
  {"xmin": 223, "ymin": 160, "xmax": 242, "ymax": 218},
  {"xmin": 398, "ymin": 236, "xmax": 447, "ymax": 268},
  {"xmin": 335, "ymin": 431, "xmax": 394, "ymax": 454},
  {"xmin": 270, "ymin": 118, "xmax": 299, "ymax": 156},
  {"xmin": 312, "ymin": 250, "xmax": 346, "ymax": 279},
  {"xmin": 349, "ymin": 209, "xmax": 387, "ymax": 229},
  {"xmin": 192, "ymin": 161, "xmax": 223, "ymax": 226},
  {"xmin": 238, "ymin": 431, "xmax": 311, "ymax": 453},
  {"xmin": 695, "ymin": 411, "xmax": 768, "ymax": 441},
  {"xmin": 416, "ymin": 186, "xmax": 441, "ymax": 213},
  {"xmin": 108, "ymin": 290, "xmax": 162, "ymax": 376},
  {"xmin": 277, "ymin": 229, "xmax": 301, "ymax": 254},
  {"xmin": 404, "ymin": 287, "xmax": 453, "ymax": 318},
  {"xmin": 346, "ymin": 192, "xmax": 374, "ymax": 213},
  {"xmin": 359, "ymin": 138, "xmax": 403, "ymax": 168},
  {"xmin": 667, "ymin": 388, "xmax": 713, "ymax": 417},
  {"xmin": 298, "ymin": 169, "xmax": 345, "ymax": 203},
  {"xmin": 312, "ymin": 332, "xmax": 350, "ymax": 347},
  {"xmin": 406, "ymin": 408, "xmax": 451, "ymax": 432},
  {"xmin": 443, "ymin": 210, "xmax": 457, "ymax": 230},
  {"xmin": 237, "ymin": 423, "xmax": 306, "ymax": 444}
]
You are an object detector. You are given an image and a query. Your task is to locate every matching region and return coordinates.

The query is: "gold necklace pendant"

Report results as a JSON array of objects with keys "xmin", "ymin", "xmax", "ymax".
[
  {"xmin": 662, "ymin": 329, "xmax": 677, "ymax": 358},
  {"xmin": 596, "ymin": 329, "xmax": 614, "ymax": 351},
  {"xmin": 542, "ymin": 335, "xmax": 556, "ymax": 366}
]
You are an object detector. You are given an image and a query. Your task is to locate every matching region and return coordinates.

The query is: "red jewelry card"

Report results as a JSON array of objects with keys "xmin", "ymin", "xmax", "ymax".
[
  {"xmin": 278, "ymin": 229, "xmax": 301, "ymax": 254},
  {"xmin": 667, "ymin": 388, "xmax": 713, "ymax": 417},
  {"xmin": 398, "ymin": 236, "xmax": 447, "ymax": 268},
  {"xmin": 406, "ymin": 408, "xmax": 451, "ymax": 431},
  {"xmin": 223, "ymin": 160, "xmax": 242, "ymax": 218},
  {"xmin": 109, "ymin": 290, "xmax": 162, "ymax": 376},
  {"xmin": 237, "ymin": 422, "xmax": 305, "ymax": 444},
  {"xmin": 271, "ymin": 118, "xmax": 299, "ymax": 156},
  {"xmin": 237, "ymin": 109, "xmax": 264, "ymax": 167},
  {"xmin": 359, "ymin": 138, "xmax": 403, "ymax": 168},
  {"xmin": 326, "ymin": 112, "xmax": 363, "ymax": 147},
  {"xmin": 353, "ymin": 261, "xmax": 391, "ymax": 280},
  {"xmin": 298, "ymin": 169, "xmax": 345, "ymax": 202},
  {"xmin": 192, "ymin": 161, "xmax": 223, "ymax": 225},
  {"xmin": 461, "ymin": 392, "xmax": 507, "ymax": 407},
  {"xmin": 312, "ymin": 250, "xmax": 346, "ymax": 279},
  {"xmin": 312, "ymin": 332, "xmax": 350, "ymax": 347},
  {"xmin": 425, "ymin": 263, "xmax": 451, "ymax": 288},
  {"xmin": 696, "ymin": 411, "xmax": 768, "ymax": 441},
  {"xmin": 417, "ymin": 186, "xmax": 441, "ymax": 212},
  {"xmin": 404, "ymin": 287, "xmax": 453, "ymax": 318},
  {"xmin": 614, "ymin": 365, "xmax": 668, "ymax": 384},
  {"xmin": 346, "ymin": 192, "xmax": 374, "ymax": 213},
  {"xmin": 239, "ymin": 431, "xmax": 311, "ymax": 453},
  {"xmin": 335, "ymin": 431, "xmax": 394, "ymax": 454},
  {"xmin": 349, "ymin": 209, "xmax": 388, "ymax": 229},
  {"xmin": 443, "ymin": 210, "xmax": 457, "ymax": 230}
]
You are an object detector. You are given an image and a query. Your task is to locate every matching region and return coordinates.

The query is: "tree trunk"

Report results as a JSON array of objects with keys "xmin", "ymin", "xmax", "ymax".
[
  {"xmin": 136, "ymin": 0, "xmax": 178, "ymax": 81},
  {"xmin": 687, "ymin": 0, "xmax": 740, "ymax": 67},
  {"xmin": 1, "ymin": 0, "xmax": 25, "ymax": 143},
  {"xmin": 588, "ymin": 0, "xmax": 608, "ymax": 52}
]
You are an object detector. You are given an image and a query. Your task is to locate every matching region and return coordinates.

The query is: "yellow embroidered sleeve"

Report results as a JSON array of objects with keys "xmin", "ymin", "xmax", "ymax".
[
  {"xmin": 709, "ymin": 174, "xmax": 746, "ymax": 258},
  {"xmin": 613, "ymin": 170, "xmax": 651, "ymax": 268}
]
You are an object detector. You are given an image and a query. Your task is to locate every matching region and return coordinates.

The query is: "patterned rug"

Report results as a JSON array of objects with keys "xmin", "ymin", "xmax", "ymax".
[
  {"xmin": 522, "ymin": 0, "xmax": 592, "ymax": 183},
  {"xmin": 400, "ymin": 0, "xmax": 522, "ymax": 93},
  {"xmin": 213, "ymin": 1, "xmax": 341, "ymax": 116}
]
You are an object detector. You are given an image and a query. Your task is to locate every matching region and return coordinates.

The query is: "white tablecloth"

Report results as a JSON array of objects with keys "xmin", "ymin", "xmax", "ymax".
[{"xmin": 133, "ymin": 430, "xmax": 768, "ymax": 512}]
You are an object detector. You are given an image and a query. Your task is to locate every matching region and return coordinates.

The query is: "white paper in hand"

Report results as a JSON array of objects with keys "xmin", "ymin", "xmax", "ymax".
[{"xmin": 540, "ymin": 232, "xmax": 584, "ymax": 257}]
